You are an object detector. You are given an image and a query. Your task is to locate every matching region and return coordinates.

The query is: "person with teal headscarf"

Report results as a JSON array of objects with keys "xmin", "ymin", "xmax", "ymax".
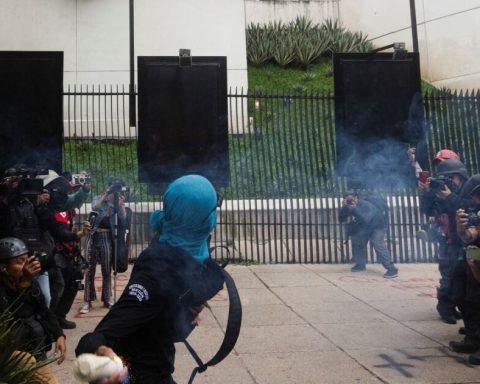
[
  {"xmin": 76, "ymin": 175, "xmax": 224, "ymax": 384},
  {"xmin": 149, "ymin": 174, "xmax": 219, "ymax": 263}
]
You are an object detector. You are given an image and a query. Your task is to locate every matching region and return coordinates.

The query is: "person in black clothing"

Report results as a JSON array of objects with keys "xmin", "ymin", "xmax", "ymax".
[
  {"xmin": 0, "ymin": 237, "xmax": 66, "ymax": 365},
  {"xmin": 76, "ymin": 175, "xmax": 225, "ymax": 384},
  {"xmin": 419, "ymin": 159, "xmax": 469, "ymax": 324},
  {"xmin": 339, "ymin": 191, "xmax": 398, "ymax": 278},
  {"xmin": 451, "ymin": 174, "xmax": 480, "ymax": 364}
]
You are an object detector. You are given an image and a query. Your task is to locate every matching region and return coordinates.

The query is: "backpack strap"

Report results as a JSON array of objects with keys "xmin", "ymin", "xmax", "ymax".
[{"xmin": 185, "ymin": 268, "xmax": 242, "ymax": 384}]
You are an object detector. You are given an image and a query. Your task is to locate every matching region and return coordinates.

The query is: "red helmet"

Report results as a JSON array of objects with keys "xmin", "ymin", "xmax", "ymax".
[{"xmin": 433, "ymin": 149, "xmax": 460, "ymax": 164}]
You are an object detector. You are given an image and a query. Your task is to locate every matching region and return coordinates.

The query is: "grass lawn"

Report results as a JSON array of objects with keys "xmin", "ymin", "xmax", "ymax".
[{"xmin": 248, "ymin": 59, "xmax": 438, "ymax": 94}]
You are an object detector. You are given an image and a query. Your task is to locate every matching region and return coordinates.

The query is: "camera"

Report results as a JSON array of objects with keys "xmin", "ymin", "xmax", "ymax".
[
  {"xmin": 429, "ymin": 175, "xmax": 453, "ymax": 193},
  {"xmin": 33, "ymin": 251, "xmax": 50, "ymax": 271},
  {"xmin": 4, "ymin": 166, "xmax": 48, "ymax": 179},
  {"xmin": 466, "ymin": 208, "xmax": 480, "ymax": 227},
  {"xmin": 416, "ymin": 221, "xmax": 444, "ymax": 243},
  {"xmin": 1, "ymin": 166, "xmax": 48, "ymax": 197},
  {"xmin": 72, "ymin": 254, "xmax": 88, "ymax": 282},
  {"xmin": 72, "ymin": 173, "xmax": 91, "ymax": 185},
  {"xmin": 107, "ymin": 177, "xmax": 127, "ymax": 194}
]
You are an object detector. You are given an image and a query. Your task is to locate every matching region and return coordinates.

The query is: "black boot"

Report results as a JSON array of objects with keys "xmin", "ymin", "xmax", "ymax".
[
  {"xmin": 437, "ymin": 303, "xmax": 457, "ymax": 324},
  {"xmin": 469, "ymin": 349, "xmax": 480, "ymax": 365},
  {"xmin": 57, "ymin": 317, "xmax": 76, "ymax": 329},
  {"xmin": 449, "ymin": 336, "xmax": 480, "ymax": 353}
]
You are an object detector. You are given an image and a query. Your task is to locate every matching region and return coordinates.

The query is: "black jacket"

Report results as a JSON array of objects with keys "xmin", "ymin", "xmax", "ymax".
[
  {"xmin": 339, "ymin": 198, "xmax": 387, "ymax": 232},
  {"xmin": 76, "ymin": 240, "xmax": 224, "ymax": 377},
  {"xmin": 0, "ymin": 279, "xmax": 64, "ymax": 359}
]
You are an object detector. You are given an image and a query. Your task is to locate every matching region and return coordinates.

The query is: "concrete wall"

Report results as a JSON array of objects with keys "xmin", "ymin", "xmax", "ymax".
[
  {"xmin": 339, "ymin": 0, "xmax": 480, "ymax": 90},
  {"xmin": 0, "ymin": 0, "xmax": 248, "ymax": 89},
  {"xmin": 245, "ymin": 0, "xmax": 339, "ymax": 24}
]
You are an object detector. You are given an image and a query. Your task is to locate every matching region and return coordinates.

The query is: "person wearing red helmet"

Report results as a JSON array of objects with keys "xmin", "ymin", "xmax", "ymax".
[
  {"xmin": 419, "ymin": 158, "xmax": 470, "ymax": 325},
  {"xmin": 433, "ymin": 149, "xmax": 461, "ymax": 164}
]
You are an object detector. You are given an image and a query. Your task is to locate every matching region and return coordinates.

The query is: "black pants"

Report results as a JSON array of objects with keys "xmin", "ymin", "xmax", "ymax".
[
  {"xmin": 48, "ymin": 261, "xmax": 80, "ymax": 319},
  {"xmin": 437, "ymin": 243, "xmax": 461, "ymax": 310},
  {"xmin": 452, "ymin": 258, "xmax": 480, "ymax": 338},
  {"xmin": 127, "ymin": 344, "xmax": 176, "ymax": 384}
]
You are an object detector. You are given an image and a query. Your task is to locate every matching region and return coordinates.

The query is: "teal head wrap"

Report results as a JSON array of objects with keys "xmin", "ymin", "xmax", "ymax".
[{"xmin": 149, "ymin": 175, "xmax": 218, "ymax": 262}]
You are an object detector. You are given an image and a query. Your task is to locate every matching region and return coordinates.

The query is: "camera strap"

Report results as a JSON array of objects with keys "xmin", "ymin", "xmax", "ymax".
[{"xmin": 184, "ymin": 268, "xmax": 242, "ymax": 384}]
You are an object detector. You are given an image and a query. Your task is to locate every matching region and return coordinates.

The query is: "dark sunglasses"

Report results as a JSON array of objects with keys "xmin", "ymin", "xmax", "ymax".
[{"xmin": 202, "ymin": 191, "xmax": 223, "ymax": 223}]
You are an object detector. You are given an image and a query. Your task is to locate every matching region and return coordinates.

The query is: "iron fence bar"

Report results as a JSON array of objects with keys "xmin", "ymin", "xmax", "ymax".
[
  {"xmin": 299, "ymin": 95, "xmax": 314, "ymax": 263},
  {"xmin": 258, "ymin": 95, "xmax": 271, "ymax": 263},
  {"xmin": 245, "ymin": 92, "xmax": 258, "ymax": 263},
  {"xmin": 273, "ymin": 91, "xmax": 288, "ymax": 264},
  {"xmin": 308, "ymin": 94, "xmax": 322, "ymax": 263},
  {"xmin": 61, "ymin": 88, "xmax": 480, "ymax": 265}
]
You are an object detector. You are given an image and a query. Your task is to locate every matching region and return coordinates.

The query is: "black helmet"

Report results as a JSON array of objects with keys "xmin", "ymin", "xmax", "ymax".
[
  {"xmin": 461, "ymin": 174, "xmax": 480, "ymax": 198},
  {"xmin": 436, "ymin": 159, "xmax": 468, "ymax": 180},
  {"xmin": 0, "ymin": 246, "xmax": 13, "ymax": 262},
  {"xmin": 0, "ymin": 237, "xmax": 28, "ymax": 259}
]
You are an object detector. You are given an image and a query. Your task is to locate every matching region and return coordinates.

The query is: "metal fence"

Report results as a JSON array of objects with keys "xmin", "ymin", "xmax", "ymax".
[{"xmin": 63, "ymin": 86, "xmax": 480, "ymax": 264}]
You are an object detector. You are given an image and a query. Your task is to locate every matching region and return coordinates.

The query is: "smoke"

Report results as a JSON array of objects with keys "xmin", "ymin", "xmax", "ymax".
[{"xmin": 336, "ymin": 91, "xmax": 426, "ymax": 190}]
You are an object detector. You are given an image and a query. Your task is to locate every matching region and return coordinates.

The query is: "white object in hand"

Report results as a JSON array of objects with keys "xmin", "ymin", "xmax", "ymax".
[{"xmin": 73, "ymin": 353, "xmax": 124, "ymax": 383}]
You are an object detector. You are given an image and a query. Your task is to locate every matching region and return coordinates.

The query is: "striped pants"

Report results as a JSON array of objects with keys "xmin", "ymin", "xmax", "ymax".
[{"xmin": 84, "ymin": 231, "xmax": 112, "ymax": 303}]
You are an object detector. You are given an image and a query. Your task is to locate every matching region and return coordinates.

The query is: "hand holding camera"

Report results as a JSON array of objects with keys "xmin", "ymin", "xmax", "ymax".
[
  {"xmin": 456, "ymin": 209, "xmax": 469, "ymax": 232},
  {"xmin": 76, "ymin": 220, "xmax": 92, "ymax": 238},
  {"xmin": 436, "ymin": 183, "xmax": 452, "ymax": 200},
  {"xmin": 17, "ymin": 256, "xmax": 42, "ymax": 289},
  {"xmin": 342, "ymin": 197, "xmax": 357, "ymax": 209}
]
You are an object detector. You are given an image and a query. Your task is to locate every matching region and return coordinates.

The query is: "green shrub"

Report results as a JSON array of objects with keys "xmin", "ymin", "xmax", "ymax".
[{"xmin": 246, "ymin": 17, "xmax": 374, "ymax": 68}]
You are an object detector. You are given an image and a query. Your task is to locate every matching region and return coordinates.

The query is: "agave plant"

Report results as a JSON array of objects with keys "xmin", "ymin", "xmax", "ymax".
[
  {"xmin": 273, "ymin": 32, "xmax": 296, "ymax": 67},
  {"xmin": 0, "ymin": 309, "xmax": 56, "ymax": 384},
  {"xmin": 296, "ymin": 35, "xmax": 320, "ymax": 69},
  {"xmin": 291, "ymin": 15, "xmax": 313, "ymax": 34}
]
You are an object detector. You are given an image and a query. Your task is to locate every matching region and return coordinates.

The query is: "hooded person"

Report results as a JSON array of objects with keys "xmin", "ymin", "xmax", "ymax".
[
  {"xmin": 75, "ymin": 175, "xmax": 225, "ymax": 384},
  {"xmin": 450, "ymin": 174, "xmax": 480, "ymax": 364}
]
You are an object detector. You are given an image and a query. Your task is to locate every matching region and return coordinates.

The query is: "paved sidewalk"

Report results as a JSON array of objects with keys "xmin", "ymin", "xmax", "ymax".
[{"xmin": 53, "ymin": 264, "xmax": 480, "ymax": 384}]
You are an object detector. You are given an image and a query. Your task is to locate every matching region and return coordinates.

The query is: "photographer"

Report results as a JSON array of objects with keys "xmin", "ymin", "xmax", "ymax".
[
  {"xmin": 49, "ymin": 205, "xmax": 90, "ymax": 329},
  {"xmin": 0, "ymin": 237, "xmax": 66, "ymax": 371},
  {"xmin": 75, "ymin": 175, "xmax": 224, "ymax": 384},
  {"xmin": 420, "ymin": 160, "xmax": 469, "ymax": 324},
  {"xmin": 453, "ymin": 174, "xmax": 480, "ymax": 365},
  {"xmin": 339, "ymin": 191, "xmax": 398, "ymax": 278},
  {"xmin": 80, "ymin": 178, "xmax": 126, "ymax": 314},
  {"xmin": 37, "ymin": 169, "xmax": 91, "ymax": 212},
  {"xmin": 0, "ymin": 167, "xmax": 90, "ymax": 308}
]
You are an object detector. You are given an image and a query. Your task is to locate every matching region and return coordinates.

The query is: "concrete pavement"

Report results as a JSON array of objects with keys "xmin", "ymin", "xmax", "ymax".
[{"xmin": 52, "ymin": 264, "xmax": 480, "ymax": 384}]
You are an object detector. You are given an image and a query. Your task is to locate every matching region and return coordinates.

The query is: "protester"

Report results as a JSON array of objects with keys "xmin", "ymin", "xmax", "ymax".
[{"xmin": 76, "ymin": 175, "xmax": 225, "ymax": 384}]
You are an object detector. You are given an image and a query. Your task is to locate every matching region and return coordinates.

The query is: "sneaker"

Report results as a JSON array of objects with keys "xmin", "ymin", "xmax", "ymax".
[
  {"xmin": 58, "ymin": 317, "xmax": 77, "ymax": 329},
  {"xmin": 80, "ymin": 302, "xmax": 92, "ymax": 314},
  {"xmin": 383, "ymin": 268, "xmax": 398, "ymax": 279},
  {"xmin": 351, "ymin": 265, "xmax": 366, "ymax": 272},
  {"xmin": 449, "ymin": 336, "xmax": 480, "ymax": 354},
  {"xmin": 103, "ymin": 300, "xmax": 113, "ymax": 309}
]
